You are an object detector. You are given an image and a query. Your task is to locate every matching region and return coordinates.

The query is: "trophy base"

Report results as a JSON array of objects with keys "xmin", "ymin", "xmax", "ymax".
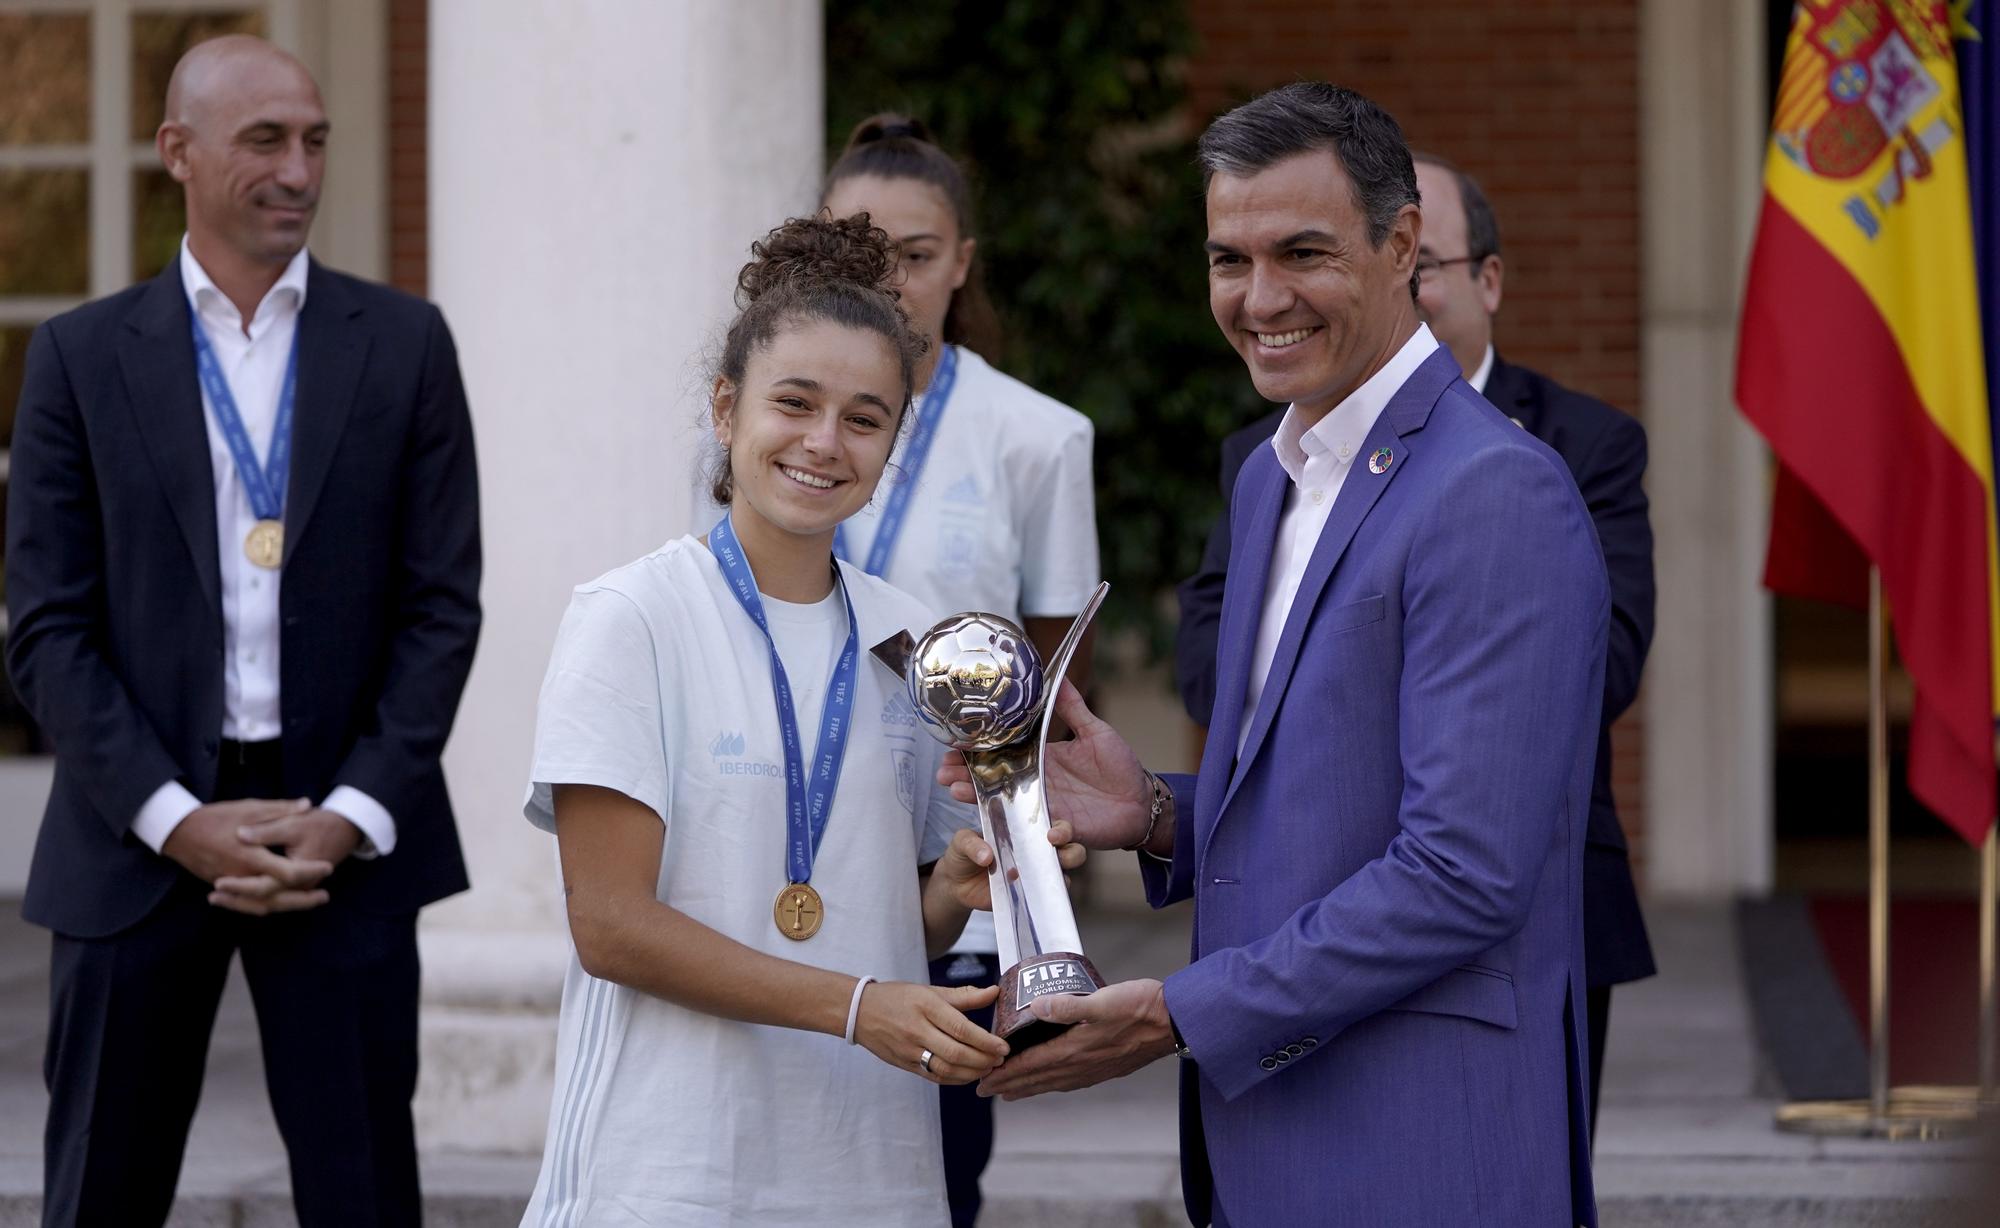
[{"xmin": 994, "ymin": 952, "xmax": 1104, "ymax": 1053}]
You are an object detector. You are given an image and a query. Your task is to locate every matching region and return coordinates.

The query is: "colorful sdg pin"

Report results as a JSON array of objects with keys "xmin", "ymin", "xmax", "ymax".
[{"xmin": 1367, "ymin": 447, "xmax": 1394, "ymax": 475}]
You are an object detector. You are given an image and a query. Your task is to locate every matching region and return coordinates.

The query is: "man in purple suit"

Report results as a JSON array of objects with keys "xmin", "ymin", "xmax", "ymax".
[
  {"xmin": 947, "ymin": 84, "xmax": 1607, "ymax": 1225},
  {"xmin": 1175, "ymin": 150, "xmax": 1658, "ymax": 1142}
]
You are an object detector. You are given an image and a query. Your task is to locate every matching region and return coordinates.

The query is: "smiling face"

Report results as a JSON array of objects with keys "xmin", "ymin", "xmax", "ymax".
[
  {"xmin": 713, "ymin": 317, "xmax": 906, "ymax": 553},
  {"xmin": 159, "ymin": 42, "xmax": 327, "ymax": 268},
  {"xmin": 821, "ymin": 174, "xmax": 972, "ymax": 358},
  {"xmin": 1205, "ymin": 150, "xmax": 1421, "ymax": 423}
]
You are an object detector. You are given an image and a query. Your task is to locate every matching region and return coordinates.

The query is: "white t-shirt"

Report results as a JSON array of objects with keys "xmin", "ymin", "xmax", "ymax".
[
  {"xmin": 843, "ymin": 345, "xmax": 1099, "ymax": 624},
  {"xmin": 520, "ymin": 536, "xmax": 973, "ymax": 1227},
  {"xmin": 837, "ymin": 346, "xmax": 1099, "ymax": 955}
]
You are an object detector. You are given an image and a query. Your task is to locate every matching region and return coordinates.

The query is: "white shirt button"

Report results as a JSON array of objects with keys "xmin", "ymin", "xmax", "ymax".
[
  {"xmin": 1337, "ymin": 442, "xmax": 1354, "ymax": 461},
  {"xmin": 1310, "ymin": 489, "xmax": 1325, "ymax": 505}
]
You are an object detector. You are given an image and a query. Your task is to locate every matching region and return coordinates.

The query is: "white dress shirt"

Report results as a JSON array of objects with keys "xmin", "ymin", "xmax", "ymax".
[
  {"xmin": 1239, "ymin": 325, "xmax": 1441, "ymax": 756},
  {"xmin": 1468, "ymin": 343, "xmax": 1495, "ymax": 395},
  {"xmin": 129, "ymin": 237, "xmax": 395, "ymax": 856}
]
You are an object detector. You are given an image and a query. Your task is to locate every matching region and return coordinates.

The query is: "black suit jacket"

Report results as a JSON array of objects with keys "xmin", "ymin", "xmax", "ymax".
[
  {"xmin": 1173, "ymin": 354, "xmax": 1656, "ymax": 985},
  {"xmin": 6, "ymin": 260, "xmax": 482, "ymax": 938}
]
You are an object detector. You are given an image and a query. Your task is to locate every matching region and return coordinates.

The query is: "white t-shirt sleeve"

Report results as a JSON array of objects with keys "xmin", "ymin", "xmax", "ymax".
[
  {"xmin": 1016, "ymin": 415, "xmax": 1100, "ymax": 618},
  {"xmin": 525, "ymin": 586, "xmax": 671, "ymax": 832}
]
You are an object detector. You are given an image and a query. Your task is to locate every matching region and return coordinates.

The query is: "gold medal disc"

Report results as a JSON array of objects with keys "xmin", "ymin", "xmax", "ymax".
[
  {"xmin": 773, "ymin": 882, "xmax": 824, "ymax": 941},
  {"xmin": 245, "ymin": 519, "xmax": 284, "ymax": 569}
]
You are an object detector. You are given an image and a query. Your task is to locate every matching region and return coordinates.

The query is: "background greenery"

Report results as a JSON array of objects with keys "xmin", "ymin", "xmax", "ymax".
[{"xmin": 826, "ymin": 1, "xmax": 1269, "ymax": 662}]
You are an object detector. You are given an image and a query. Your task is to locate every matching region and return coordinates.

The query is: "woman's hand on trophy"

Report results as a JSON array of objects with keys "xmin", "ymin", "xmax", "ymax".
[
  {"xmin": 937, "ymin": 679, "xmax": 1153, "ymax": 850},
  {"xmin": 854, "ymin": 980, "xmax": 1010, "ymax": 1085},
  {"xmin": 936, "ymin": 825, "xmax": 1088, "ymax": 912}
]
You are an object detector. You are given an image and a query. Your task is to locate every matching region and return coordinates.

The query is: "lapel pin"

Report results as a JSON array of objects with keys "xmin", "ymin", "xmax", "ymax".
[{"xmin": 1367, "ymin": 447, "xmax": 1394, "ymax": 475}]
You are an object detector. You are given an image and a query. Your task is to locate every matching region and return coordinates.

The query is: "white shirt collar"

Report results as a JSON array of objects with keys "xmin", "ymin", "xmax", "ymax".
[
  {"xmin": 179, "ymin": 233, "xmax": 309, "ymax": 337},
  {"xmin": 1468, "ymin": 343, "xmax": 1496, "ymax": 395},
  {"xmin": 1271, "ymin": 323, "xmax": 1440, "ymax": 485}
]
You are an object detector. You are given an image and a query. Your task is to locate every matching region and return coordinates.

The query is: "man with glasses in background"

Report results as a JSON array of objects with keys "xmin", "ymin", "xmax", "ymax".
[{"xmin": 1173, "ymin": 151, "xmax": 1656, "ymax": 1137}]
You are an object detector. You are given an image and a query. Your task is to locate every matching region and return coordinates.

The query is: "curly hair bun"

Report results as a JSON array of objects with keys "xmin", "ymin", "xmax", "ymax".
[
  {"xmin": 844, "ymin": 112, "xmax": 934, "ymax": 153},
  {"xmin": 736, "ymin": 213, "xmax": 900, "ymax": 309}
]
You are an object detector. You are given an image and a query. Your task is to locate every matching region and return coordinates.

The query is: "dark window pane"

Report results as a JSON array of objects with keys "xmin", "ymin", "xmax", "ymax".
[
  {"xmin": 0, "ymin": 169, "xmax": 90, "ymax": 295},
  {"xmin": 131, "ymin": 10, "xmax": 267, "ymax": 142},
  {"xmin": 1, "ymin": 326, "xmax": 33, "ymax": 448},
  {"xmin": 0, "ymin": 13, "xmax": 91, "ymax": 146},
  {"xmin": 134, "ymin": 168, "xmax": 184, "ymax": 282}
]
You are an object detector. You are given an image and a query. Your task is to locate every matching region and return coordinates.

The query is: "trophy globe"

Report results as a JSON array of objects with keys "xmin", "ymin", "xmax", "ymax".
[{"xmin": 909, "ymin": 613, "xmax": 1046, "ymax": 750}]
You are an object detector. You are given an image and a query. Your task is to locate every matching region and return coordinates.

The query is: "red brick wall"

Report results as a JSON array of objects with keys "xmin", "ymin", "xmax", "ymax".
[
  {"xmin": 387, "ymin": 0, "xmax": 426, "ymax": 297},
  {"xmin": 1186, "ymin": 0, "xmax": 1649, "ymax": 870}
]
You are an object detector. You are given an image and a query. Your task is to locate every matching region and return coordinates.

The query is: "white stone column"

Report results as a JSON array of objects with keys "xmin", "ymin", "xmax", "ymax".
[
  {"xmin": 419, "ymin": 0, "xmax": 823, "ymax": 1151},
  {"xmin": 1640, "ymin": 0, "xmax": 1774, "ymax": 898}
]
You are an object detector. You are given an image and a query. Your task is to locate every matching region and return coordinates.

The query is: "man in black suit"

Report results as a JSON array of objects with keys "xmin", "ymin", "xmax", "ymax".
[
  {"xmin": 1173, "ymin": 152, "xmax": 1653, "ymax": 1134},
  {"xmin": 6, "ymin": 36, "xmax": 480, "ymax": 1226}
]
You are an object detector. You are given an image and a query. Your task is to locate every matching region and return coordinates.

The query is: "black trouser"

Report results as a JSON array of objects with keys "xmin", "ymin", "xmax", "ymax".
[
  {"xmin": 41, "ymin": 741, "xmax": 422, "ymax": 1228},
  {"xmin": 931, "ymin": 951, "xmax": 1002, "ymax": 1228},
  {"xmin": 1587, "ymin": 983, "xmax": 1612, "ymax": 1141}
]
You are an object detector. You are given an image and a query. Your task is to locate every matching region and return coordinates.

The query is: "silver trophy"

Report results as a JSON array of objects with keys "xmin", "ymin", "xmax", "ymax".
[{"xmin": 873, "ymin": 582, "xmax": 1109, "ymax": 1051}]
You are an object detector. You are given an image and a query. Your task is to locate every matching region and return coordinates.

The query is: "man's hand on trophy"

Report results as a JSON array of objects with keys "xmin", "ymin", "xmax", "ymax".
[
  {"xmin": 937, "ymin": 679, "xmax": 1152, "ymax": 850},
  {"xmin": 977, "ymin": 978, "xmax": 1178, "ymax": 1100},
  {"xmin": 853, "ymin": 980, "xmax": 1010, "ymax": 1085},
  {"xmin": 935, "ymin": 825, "xmax": 1087, "ymax": 912}
]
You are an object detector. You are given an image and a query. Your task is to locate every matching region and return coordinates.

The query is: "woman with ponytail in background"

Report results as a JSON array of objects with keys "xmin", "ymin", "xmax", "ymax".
[
  {"xmin": 821, "ymin": 113, "xmax": 1102, "ymax": 1228},
  {"xmin": 518, "ymin": 214, "xmax": 1080, "ymax": 1226}
]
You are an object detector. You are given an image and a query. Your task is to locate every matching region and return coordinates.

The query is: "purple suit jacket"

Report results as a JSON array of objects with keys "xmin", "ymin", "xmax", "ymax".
[{"xmin": 1145, "ymin": 346, "xmax": 1606, "ymax": 1226}]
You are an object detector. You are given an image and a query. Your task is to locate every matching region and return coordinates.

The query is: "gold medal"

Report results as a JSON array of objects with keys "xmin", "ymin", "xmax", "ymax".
[
  {"xmin": 773, "ymin": 882, "xmax": 823, "ymax": 940},
  {"xmin": 244, "ymin": 519, "xmax": 284, "ymax": 569}
]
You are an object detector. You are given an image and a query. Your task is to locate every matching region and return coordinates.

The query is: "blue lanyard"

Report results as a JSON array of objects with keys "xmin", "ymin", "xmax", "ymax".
[
  {"xmin": 189, "ymin": 313, "xmax": 298, "ymax": 522},
  {"xmin": 834, "ymin": 343, "xmax": 959, "ymax": 576},
  {"xmin": 709, "ymin": 513, "xmax": 860, "ymax": 886}
]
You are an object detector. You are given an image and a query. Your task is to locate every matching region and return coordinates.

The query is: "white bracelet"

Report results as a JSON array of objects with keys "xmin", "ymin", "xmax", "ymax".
[{"xmin": 844, "ymin": 975, "xmax": 875, "ymax": 1045}]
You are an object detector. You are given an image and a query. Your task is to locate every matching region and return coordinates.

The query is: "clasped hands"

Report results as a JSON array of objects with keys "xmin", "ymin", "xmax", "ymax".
[
  {"xmin": 932, "ymin": 679, "xmax": 1183, "ymax": 1099},
  {"xmin": 160, "ymin": 798, "xmax": 364, "ymax": 915}
]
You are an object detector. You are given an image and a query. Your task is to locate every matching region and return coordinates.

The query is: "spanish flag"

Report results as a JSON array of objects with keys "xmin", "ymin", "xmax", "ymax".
[{"xmin": 1737, "ymin": 0, "xmax": 1996, "ymax": 845}]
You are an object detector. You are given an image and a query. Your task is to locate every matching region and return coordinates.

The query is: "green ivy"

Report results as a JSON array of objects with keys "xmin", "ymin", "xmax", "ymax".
[{"xmin": 826, "ymin": 1, "xmax": 1270, "ymax": 662}]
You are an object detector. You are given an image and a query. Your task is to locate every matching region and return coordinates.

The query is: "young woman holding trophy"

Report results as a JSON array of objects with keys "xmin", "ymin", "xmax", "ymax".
[
  {"xmin": 518, "ymin": 214, "xmax": 1080, "ymax": 1225},
  {"xmin": 821, "ymin": 114, "xmax": 1102, "ymax": 1228}
]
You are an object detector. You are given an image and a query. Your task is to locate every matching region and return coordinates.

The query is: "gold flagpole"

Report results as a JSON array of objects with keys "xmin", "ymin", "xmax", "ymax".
[
  {"xmin": 1982, "ymin": 824, "xmax": 1996, "ymax": 1104},
  {"xmin": 1777, "ymin": 568, "xmax": 1976, "ymax": 1138},
  {"xmin": 1868, "ymin": 566, "xmax": 1891, "ymax": 1120}
]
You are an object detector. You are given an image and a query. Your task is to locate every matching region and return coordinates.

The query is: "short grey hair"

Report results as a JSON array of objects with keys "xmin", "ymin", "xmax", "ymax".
[
  {"xmin": 1197, "ymin": 82, "xmax": 1420, "ymax": 249},
  {"xmin": 1413, "ymin": 151, "xmax": 1502, "ymax": 262}
]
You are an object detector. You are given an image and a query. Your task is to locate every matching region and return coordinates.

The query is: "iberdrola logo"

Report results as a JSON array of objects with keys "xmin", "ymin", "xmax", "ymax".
[
  {"xmin": 1769, "ymin": 0, "xmax": 1971, "ymax": 240},
  {"xmin": 710, "ymin": 729, "xmax": 781, "ymax": 778}
]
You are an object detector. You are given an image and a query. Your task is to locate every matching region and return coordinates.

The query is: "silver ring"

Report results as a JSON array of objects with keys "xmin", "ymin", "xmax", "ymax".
[{"xmin": 919, "ymin": 1048, "xmax": 934, "ymax": 1074}]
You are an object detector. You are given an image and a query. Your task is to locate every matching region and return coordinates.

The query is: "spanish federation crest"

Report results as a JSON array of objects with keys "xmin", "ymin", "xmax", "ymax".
[{"xmin": 891, "ymin": 747, "xmax": 917, "ymax": 813}]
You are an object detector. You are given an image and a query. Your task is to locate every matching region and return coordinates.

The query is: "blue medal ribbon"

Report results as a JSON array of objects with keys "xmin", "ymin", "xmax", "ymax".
[
  {"xmin": 189, "ymin": 314, "xmax": 298, "ymax": 522},
  {"xmin": 710, "ymin": 513, "xmax": 860, "ymax": 887},
  {"xmin": 834, "ymin": 343, "xmax": 959, "ymax": 576}
]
